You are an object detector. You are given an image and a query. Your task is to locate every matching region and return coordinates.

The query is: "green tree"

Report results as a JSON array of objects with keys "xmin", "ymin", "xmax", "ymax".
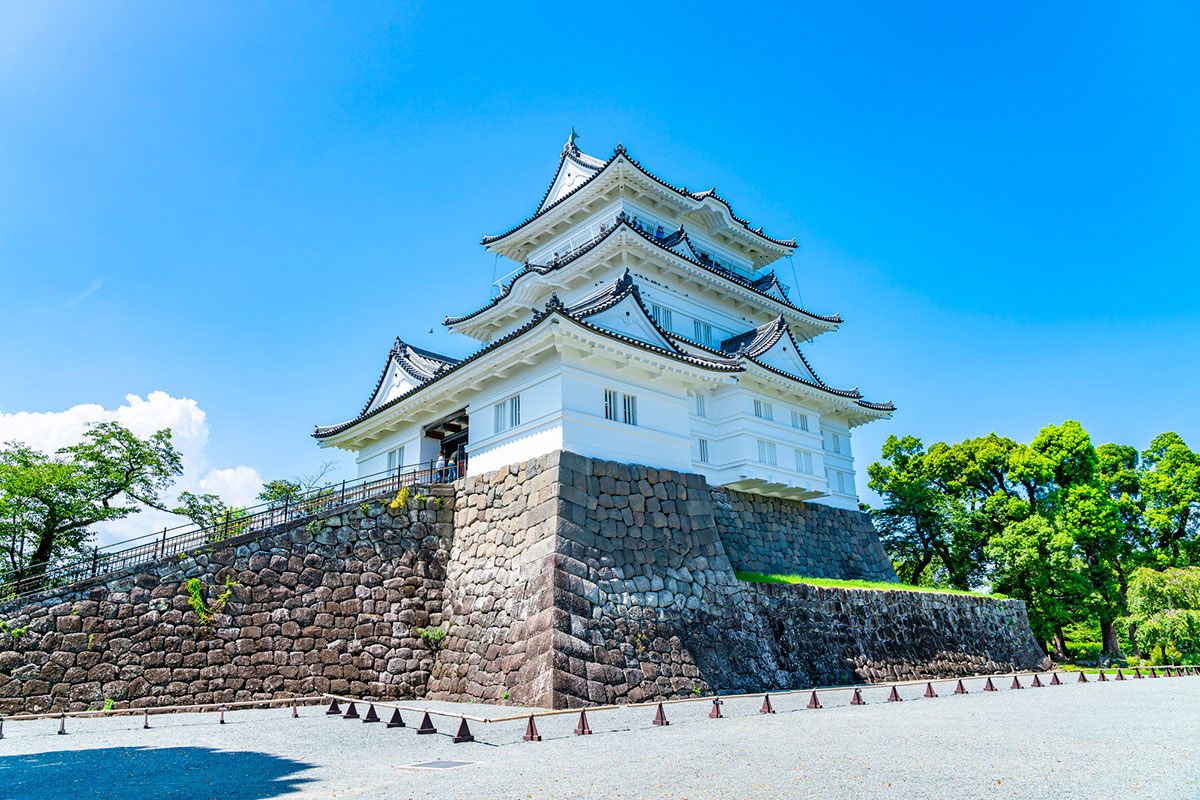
[
  {"xmin": 1030, "ymin": 420, "xmax": 1099, "ymax": 495},
  {"xmin": 1061, "ymin": 482, "xmax": 1125, "ymax": 658},
  {"xmin": 0, "ymin": 423, "xmax": 183, "ymax": 585},
  {"xmin": 257, "ymin": 462, "xmax": 337, "ymax": 508},
  {"xmin": 1127, "ymin": 567, "xmax": 1200, "ymax": 662},
  {"xmin": 986, "ymin": 516, "xmax": 1083, "ymax": 659},
  {"xmin": 257, "ymin": 479, "xmax": 304, "ymax": 509},
  {"xmin": 1141, "ymin": 433, "xmax": 1200, "ymax": 562},
  {"xmin": 867, "ymin": 435, "xmax": 950, "ymax": 585}
]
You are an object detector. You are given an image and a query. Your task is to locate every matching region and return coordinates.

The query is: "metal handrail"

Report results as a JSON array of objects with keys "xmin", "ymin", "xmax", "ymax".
[{"xmin": 0, "ymin": 457, "xmax": 464, "ymax": 604}]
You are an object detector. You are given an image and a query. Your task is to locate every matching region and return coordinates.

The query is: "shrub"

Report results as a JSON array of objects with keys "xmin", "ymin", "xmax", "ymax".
[
  {"xmin": 389, "ymin": 486, "xmax": 410, "ymax": 511},
  {"xmin": 416, "ymin": 624, "xmax": 448, "ymax": 650},
  {"xmin": 187, "ymin": 576, "xmax": 238, "ymax": 626}
]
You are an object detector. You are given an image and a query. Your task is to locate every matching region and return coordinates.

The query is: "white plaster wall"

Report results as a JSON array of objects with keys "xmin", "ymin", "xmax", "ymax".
[
  {"xmin": 685, "ymin": 383, "xmax": 860, "ymax": 503},
  {"xmin": 355, "ymin": 424, "xmax": 422, "ymax": 478},
  {"xmin": 817, "ymin": 417, "xmax": 858, "ymax": 508},
  {"xmin": 558, "ymin": 363, "xmax": 694, "ymax": 471},
  {"xmin": 463, "ymin": 364, "xmax": 565, "ymax": 475}
]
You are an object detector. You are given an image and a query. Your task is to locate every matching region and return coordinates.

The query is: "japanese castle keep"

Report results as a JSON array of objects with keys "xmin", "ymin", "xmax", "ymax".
[
  {"xmin": 315, "ymin": 135, "xmax": 895, "ymax": 508},
  {"xmin": 0, "ymin": 136, "xmax": 1047, "ymax": 716}
]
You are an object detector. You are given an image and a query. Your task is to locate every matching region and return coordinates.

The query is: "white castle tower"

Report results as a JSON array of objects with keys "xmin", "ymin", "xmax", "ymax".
[{"xmin": 315, "ymin": 134, "xmax": 894, "ymax": 509}]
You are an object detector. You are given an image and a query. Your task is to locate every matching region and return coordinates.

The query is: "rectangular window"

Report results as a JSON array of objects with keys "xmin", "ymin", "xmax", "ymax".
[
  {"xmin": 605, "ymin": 389, "xmax": 637, "ymax": 425},
  {"xmin": 494, "ymin": 395, "xmax": 520, "ymax": 433},
  {"xmin": 791, "ymin": 411, "xmax": 809, "ymax": 431},
  {"xmin": 386, "ymin": 446, "xmax": 405, "ymax": 473},
  {"xmin": 795, "ymin": 449, "xmax": 813, "ymax": 474},
  {"xmin": 828, "ymin": 432, "xmax": 842, "ymax": 454},
  {"xmin": 838, "ymin": 471, "xmax": 848, "ymax": 493},
  {"xmin": 753, "ymin": 399, "xmax": 774, "ymax": 421},
  {"xmin": 650, "ymin": 304, "xmax": 673, "ymax": 331},
  {"xmin": 604, "ymin": 389, "xmax": 618, "ymax": 421},
  {"xmin": 693, "ymin": 320, "xmax": 713, "ymax": 346},
  {"xmin": 756, "ymin": 439, "xmax": 777, "ymax": 466},
  {"xmin": 698, "ymin": 438, "xmax": 710, "ymax": 464},
  {"xmin": 695, "ymin": 393, "xmax": 707, "ymax": 418}
]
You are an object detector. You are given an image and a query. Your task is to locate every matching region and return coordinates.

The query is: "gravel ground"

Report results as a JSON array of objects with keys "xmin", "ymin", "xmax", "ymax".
[{"xmin": 3, "ymin": 675, "xmax": 1197, "ymax": 799}]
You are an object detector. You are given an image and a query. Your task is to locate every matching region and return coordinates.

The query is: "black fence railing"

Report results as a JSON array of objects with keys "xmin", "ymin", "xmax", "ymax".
[{"xmin": 0, "ymin": 457, "xmax": 463, "ymax": 604}]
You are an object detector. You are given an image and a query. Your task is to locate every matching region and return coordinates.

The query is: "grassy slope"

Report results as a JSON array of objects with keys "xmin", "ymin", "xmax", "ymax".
[{"xmin": 735, "ymin": 571, "xmax": 1004, "ymax": 599}]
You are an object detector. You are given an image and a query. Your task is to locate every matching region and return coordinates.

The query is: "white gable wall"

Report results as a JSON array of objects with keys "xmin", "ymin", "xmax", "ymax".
[
  {"xmin": 750, "ymin": 336, "xmax": 820, "ymax": 384},
  {"xmin": 581, "ymin": 294, "xmax": 675, "ymax": 350},
  {"xmin": 365, "ymin": 360, "xmax": 419, "ymax": 415}
]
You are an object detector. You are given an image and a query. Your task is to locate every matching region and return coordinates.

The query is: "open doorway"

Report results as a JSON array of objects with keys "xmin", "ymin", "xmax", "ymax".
[{"xmin": 423, "ymin": 409, "xmax": 469, "ymax": 482}]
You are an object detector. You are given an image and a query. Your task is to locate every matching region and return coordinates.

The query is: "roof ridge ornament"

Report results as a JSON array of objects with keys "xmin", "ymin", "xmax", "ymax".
[
  {"xmin": 616, "ymin": 267, "xmax": 633, "ymax": 290},
  {"xmin": 565, "ymin": 127, "xmax": 581, "ymax": 155},
  {"xmin": 613, "ymin": 142, "xmax": 626, "ymax": 156},
  {"xmin": 545, "ymin": 292, "xmax": 564, "ymax": 311}
]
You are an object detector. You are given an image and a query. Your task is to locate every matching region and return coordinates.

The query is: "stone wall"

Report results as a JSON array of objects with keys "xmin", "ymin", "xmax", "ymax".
[
  {"xmin": 0, "ymin": 492, "xmax": 454, "ymax": 714},
  {"xmin": 0, "ymin": 451, "xmax": 1049, "ymax": 714},
  {"xmin": 423, "ymin": 458, "xmax": 561, "ymax": 706},
  {"xmin": 712, "ymin": 488, "xmax": 896, "ymax": 582},
  {"xmin": 543, "ymin": 452, "xmax": 1046, "ymax": 706}
]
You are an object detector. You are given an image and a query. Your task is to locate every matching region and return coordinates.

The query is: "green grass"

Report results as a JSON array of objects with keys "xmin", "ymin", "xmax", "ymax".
[{"xmin": 735, "ymin": 571, "xmax": 1004, "ymax": 598}]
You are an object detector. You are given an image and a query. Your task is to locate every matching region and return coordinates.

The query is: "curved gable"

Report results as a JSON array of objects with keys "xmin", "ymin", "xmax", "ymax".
[
  {"xmin": 750, "ymin": 333, "xmax": 820, "ymax": 384},
  {"xmin": 364, "ymin": 358, "xmax": 419, "ymax": 414},
  {"xmin": 582, "ymin": 293, "xmax": 675, "ymax": 351}
]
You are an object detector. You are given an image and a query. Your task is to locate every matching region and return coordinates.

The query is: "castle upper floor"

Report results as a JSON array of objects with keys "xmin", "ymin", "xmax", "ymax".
[{"xmin": 481, "ymin": 137, "xmax": 797, "ymax": 270}]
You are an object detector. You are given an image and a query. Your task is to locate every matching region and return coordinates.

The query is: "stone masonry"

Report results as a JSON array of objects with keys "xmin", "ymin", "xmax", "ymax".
[
  {"xmin": 0, "ymin": 490, "xmax": 455, "ymax": 714},
  {"xmin": 0, "ymin": 452, "xmax": 1049, "ymax": 714},
  {"xmin": 712, "ymin": 487, "xmax": 895, "ymax": 581}
]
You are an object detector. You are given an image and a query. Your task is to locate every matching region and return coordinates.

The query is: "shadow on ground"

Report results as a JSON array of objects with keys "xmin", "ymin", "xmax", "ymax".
[{"xmin": 2, "ymin": 746, "xmax": 315, "ymax": 800}]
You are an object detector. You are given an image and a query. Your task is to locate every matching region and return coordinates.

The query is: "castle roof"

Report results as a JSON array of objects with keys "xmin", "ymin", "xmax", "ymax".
[
  {"xmin": 446, "ymin": 216, "xmax": 840, "ymax": 332},
  {"xmin": 672, "ymin": 315, "xmax": 892, "ymax": 408},
  {"xmin": 320, "ymin": 275, "xmax": 888, "ymax": 442},
  {"xmin": 356, "ymin": 338, "xmax": 459, "ymax": 418},
  {"xmin": 481, "ymin": 141, "xmax": 797, "ymax": 255}
]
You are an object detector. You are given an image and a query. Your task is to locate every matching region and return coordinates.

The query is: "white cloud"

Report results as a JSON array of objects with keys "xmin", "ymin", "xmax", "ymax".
[
  {"xmin": 198, "ymin": 466, "xmax": 263, "ymax": 508},
  {"xmin": 0, "ymin": 391, "xmax": 263, "ymax": 547}
]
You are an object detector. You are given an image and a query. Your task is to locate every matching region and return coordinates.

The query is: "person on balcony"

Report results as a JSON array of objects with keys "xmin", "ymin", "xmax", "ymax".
[
  {"xmin": 435, "ymin": 452, "xmax": 446, "ymax": 483},
  {"xmin": 446, "ymin": 453, "xmax": 458, "ymax": 482},
  {"xmin": 655, "ymin": 225, "xmax": 665, "ymax": 240}
]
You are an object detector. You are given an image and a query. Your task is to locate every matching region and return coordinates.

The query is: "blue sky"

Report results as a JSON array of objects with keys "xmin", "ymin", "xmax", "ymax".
[{"xmin": 2, "ymin": 1, "xmax": 1198, "ymax": 511}]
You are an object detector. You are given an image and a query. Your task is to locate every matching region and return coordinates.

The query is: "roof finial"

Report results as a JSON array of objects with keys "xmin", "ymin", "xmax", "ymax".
[{"xmin": 566, "ymin": 127, "xmax": 580, "ymax": 151}]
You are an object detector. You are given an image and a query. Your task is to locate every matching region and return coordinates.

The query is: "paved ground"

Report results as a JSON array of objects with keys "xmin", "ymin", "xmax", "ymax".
[{"xmin": 3, "ymin": 675, "xmax": 1198, "ymax": 799}]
